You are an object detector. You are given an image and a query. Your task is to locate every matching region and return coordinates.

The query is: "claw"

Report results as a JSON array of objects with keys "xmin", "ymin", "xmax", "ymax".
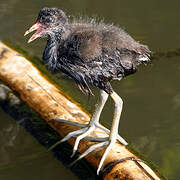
[
  {"xmin": 71, "ymin": 150, "xmax": 76, "ymax": 158},
  {"xmin": 117, "ymin": 135, "xmax": 128, "ymax": 146},
  {"xmin": 97, "ymin": 140, "xmax": 114, "ymax": 175},
  {"xmin": 48, "ymin": 140, "xmax": 63, "ymax": 151}
]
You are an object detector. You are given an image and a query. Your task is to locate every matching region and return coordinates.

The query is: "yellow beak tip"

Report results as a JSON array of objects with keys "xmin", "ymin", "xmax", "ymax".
[{"xmin": 24, "ymin": 31, "xmax": 29, "ymax": 36}]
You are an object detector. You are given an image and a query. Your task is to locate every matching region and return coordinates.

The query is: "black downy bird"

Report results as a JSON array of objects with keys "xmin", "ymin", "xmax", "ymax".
[{"xmin": 24, "ymin": 7, "xmax": 151, "ymax": 175}]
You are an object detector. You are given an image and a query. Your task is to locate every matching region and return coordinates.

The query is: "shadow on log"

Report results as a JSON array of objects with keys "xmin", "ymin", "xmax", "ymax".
[{"xmin": 0, "ymin": 41, "xmax": 163, "ymax": 180}]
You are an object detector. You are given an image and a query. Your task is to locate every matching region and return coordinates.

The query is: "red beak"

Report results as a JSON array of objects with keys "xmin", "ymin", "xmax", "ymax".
[{"xmin": 24, "ymin": 21, "xmax": 42, "ymax": 43}]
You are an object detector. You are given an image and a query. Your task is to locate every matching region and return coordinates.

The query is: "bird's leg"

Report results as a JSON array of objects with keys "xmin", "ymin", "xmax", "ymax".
[
  {"xmin": 71, "ymin": 90, "xmax": 109, "ymax": 156},
  {"xmin": 96, "ymin": 91, "xmax": 123, "ymax": 174},
  {"xmin": 49, "ymin": 90, "xmax": 127, "ymax": 175},
  {"xmin": 89, "ymin": 90, "xmax": 109, "ymax": 127},
  {"xmin": 71, "ymin": 91, "xmax": 125, "ymax": 175}
]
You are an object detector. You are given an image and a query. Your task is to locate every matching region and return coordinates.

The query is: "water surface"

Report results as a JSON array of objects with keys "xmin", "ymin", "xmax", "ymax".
[{"xmin": 0, "ymin": 0, "xmax": 180, "ymax": 179}]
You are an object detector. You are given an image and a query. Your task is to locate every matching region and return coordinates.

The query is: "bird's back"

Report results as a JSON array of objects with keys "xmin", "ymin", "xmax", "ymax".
[
  {"xmin": 67, "ymin": 19, "xmax": 150, "ymax": 66},
  {"xmin": 50, "ymin": 19, "xmax": 151, "ymax": 94}
]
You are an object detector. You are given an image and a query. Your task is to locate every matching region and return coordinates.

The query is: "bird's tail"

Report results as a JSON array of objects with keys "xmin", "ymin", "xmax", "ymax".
[
  {"xmin": 138, "ymin": 54, "xmax": 151, "ymax": 62},
  {"xmin": 137, "ymin": 45, "xmax": 151, "ymax": 63}
]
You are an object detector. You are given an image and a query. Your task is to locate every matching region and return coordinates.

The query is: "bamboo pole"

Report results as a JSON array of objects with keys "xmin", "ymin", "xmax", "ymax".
[{"xmin": 0, "ymin": 41, "xmax": 162, "ymax": 180}]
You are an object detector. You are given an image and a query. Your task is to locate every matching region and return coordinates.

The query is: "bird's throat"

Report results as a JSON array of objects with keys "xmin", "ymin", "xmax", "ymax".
[{"xmin": 43, "ymin": 39, "xmax": 59, "ymax": 72}]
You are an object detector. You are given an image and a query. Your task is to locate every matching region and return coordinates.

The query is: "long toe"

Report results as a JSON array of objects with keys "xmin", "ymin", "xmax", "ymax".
[
  {"xmin": 97, "ymin": 140, "xmax": 115, "ymax": 175},
  {"xmin": 70, "ymin": 141, "xmax": 109, "ymax": 166},
  {"xmin": 53, "ymin": 118, "xmax": 87, "ymax": 128},
  {"xmin": 84, "ymin": 136, "xmax": 108, "ymax": 142},
  {"xmin": 71, "ymin": 126, "xmax": 95, "ymax": 157},
  {"xmin": 95, "ymin": 123, "xmax": 128, "ymax": 146},
  {"xmin": 48, "ymin": 127, "xmax": 88, "ymax": 151},
  {"xmin": 117, "ymin": 135, "xmax": 128, "ymax": 146}
]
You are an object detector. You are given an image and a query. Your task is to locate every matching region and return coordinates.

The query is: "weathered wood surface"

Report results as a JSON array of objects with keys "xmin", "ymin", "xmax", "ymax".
[{"xmin": 0, "ymin": 41, "xmax": 162, "ymax": 180}]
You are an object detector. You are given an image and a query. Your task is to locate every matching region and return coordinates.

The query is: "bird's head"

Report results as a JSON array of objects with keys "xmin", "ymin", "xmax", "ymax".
[{"xmin": 24, "ymin": 7, "xmax": 68, "ymax": 43}]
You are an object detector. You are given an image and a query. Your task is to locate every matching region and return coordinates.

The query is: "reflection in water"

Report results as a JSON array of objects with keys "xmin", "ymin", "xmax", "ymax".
[
  {"xmin": 172, "ymin": 93, "xmax": 180, "ymax": 110},
  {"xmin": 0, "ymin": 122, "xmax": 20, "ymax": 165},
  {"xmin": 0, "ymin": 0, "xmax": 180, "ymax": 179},
  {"xmin": 0, "ymin": 109, "xmax": 78, "ymax": 180}
]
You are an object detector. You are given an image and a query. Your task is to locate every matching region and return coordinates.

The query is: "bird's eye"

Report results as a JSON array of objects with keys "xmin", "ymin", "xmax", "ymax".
[{"xmin": 46, "ymin": 17, "xmax": 52, "ymax": 23}]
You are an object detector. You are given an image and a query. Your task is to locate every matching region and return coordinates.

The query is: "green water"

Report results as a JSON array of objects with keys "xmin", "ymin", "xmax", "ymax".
[{"xmin": 0, "ymin": 0, "xmax": 180, "ymax": 179}]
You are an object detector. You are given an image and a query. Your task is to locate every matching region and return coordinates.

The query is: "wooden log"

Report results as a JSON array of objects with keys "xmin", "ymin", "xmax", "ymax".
[{"xmin": 0, "ymin": 41, "xmax": 162, "ymax": 180}]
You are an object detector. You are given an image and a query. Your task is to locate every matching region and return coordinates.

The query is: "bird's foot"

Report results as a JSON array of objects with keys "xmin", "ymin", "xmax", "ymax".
[
  {"xmin": 48, "ymin": 118, "xmax": 128, "ymax": 174},
  {"xmin": 48, "ymin": 118, "xmax": 104, "ymax": 151},
  {"xmin": 48, "ymin": 118, "xmax": 127, "ymax": 151}
]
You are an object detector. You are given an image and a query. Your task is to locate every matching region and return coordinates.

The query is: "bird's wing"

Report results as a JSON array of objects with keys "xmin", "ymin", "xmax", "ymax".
[
  {"xmin": 64, "ymin": 29, "xmax": 103, "ymax": 63},
  {"xmin": 115, "ymin": 48, "xmax": 139, "ymax": 70}
]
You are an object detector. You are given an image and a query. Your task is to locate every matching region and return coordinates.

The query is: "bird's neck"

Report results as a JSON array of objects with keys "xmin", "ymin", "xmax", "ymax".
[
  {"xmin": 43, "ymin": 38, "xmax": 59, "ymax": 72},
  {"xmin": 43, "ymin": 25, "xmax": 70, "ymax": 72}
]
